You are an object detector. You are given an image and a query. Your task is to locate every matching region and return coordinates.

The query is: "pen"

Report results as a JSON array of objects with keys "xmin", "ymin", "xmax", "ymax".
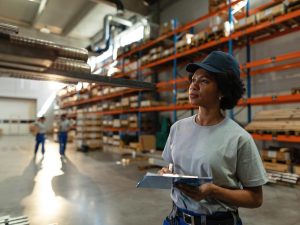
[{"xmin": 168, "ymin": 163, "xmax": 173, "ymax": 173}]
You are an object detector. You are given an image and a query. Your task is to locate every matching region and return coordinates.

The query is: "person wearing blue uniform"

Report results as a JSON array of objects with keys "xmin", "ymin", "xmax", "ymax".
[
  {"xmin": 58, "ymin": 114, "xmax": 70, "ymax": 156},
  {"xmin": 34, "ymin": 116, "xmax": 46, "ymax": 156},
  {"xmin": 159, "ymin": 51, "xmax": 268, "ymax": 225}
]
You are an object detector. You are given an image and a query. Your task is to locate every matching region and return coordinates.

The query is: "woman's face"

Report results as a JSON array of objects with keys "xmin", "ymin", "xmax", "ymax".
[{"xmin": 188, "ymin": 68, "xmax": 220, "ymax": 108}]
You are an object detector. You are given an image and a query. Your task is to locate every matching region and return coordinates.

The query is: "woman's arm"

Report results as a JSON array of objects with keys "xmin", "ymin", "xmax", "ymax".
[{"xmin": 176, "ymin": 183, "xmax": 263, "ymax": 208}]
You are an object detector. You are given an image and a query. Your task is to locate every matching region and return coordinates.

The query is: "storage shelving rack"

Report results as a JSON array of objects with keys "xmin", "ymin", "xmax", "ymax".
[{"xmin": 57, "ymin": 1, "xmax": 300, "ymax": 156}]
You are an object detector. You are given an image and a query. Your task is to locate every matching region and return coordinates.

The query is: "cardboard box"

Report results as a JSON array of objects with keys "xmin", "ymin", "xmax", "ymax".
[
  {"xmin": 121, "ymin": 119, "xmax": 129, "ymax": 126},
  {"xmin": 113, "ymin": 119, "xmax": 121, "ymax": 128},
  {"xmin": 130, "ymin": 96, "xmax": 138, "ymax": 102},
  {"xmin": 263, "ymin": 162, "xmax": 289, "ymax": 173},
  {"xmin": 139, "ymin": 135, "xmax": 156, "ymax": 151},
  {"xmin": 235, "ymin": 14, "xmax": 256, "ymax": 31},
  {"xmin": 121, "ymin": 97, "xmax": 130, "ymax": 107},
  {"xmin": 192, "ymin": 31, "xmax": 207, "ymax": 46},
  {"xmin": 256, "ymin": 4, "xmax": 285, "ymax": 23},
  {"xmin": 130, "ymin": 102, "xmax": 138, "ymax": 108},
  {"xmin": 129, "ymin": 142, "xmax": 140, "ymax": 149},
  {"xmin": 261, "ymin": 148, "xmax": 291, "ymax": 162},
  {"xmin": 294, "ymin": 165, "xmax": 300, "ymax": 175},
  {"xmin": 129, "ymin": 122, "xmax": 138, "ymax": 128},
  {"xmin": 177, "ymin": 92, "xmax": 188, "ymax": 100}
]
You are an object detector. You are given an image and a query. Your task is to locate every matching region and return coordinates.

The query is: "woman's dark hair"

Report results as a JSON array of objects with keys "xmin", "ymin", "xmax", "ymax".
[{"xmin": 188, "ymin": 70, "xmax": 245, "ymax": 110}]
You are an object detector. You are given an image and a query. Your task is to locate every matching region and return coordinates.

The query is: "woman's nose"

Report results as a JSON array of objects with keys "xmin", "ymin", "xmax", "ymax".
[{"xmin": 190, "ymin": 82, "xmax": 199, "ymax": 90}]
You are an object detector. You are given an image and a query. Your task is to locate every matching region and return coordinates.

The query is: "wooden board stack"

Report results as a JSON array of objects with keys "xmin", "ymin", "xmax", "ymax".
[{"xmin": 245, "ymin": 108, "xmax": 300, "ymax": 135}]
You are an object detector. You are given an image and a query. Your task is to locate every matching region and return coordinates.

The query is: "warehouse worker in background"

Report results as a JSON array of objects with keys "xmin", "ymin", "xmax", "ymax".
[
  {"xmin": 58, "ymin": 114, "xmax": 70, "ymax": 157},
  {"xmin": 159, "ymin": 51, "xmax": 268, "ymax": 225},
  {"xmin": 33, "ymin": 116, "xmax": 46, "ymax": 156}
]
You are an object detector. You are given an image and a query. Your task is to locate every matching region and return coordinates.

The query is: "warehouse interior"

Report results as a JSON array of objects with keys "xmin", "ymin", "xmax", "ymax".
[{"xmin": 0, "ymin": 0, "xmax": 300, "ymax": 225}]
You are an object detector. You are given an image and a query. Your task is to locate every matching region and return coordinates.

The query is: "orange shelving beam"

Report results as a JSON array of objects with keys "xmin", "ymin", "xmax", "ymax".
[
  {"xmin": 241, "ymin": 61, "xmax": 300, "ymax": 77},
  {"xmin": 156, "ymin": 77, "xmax": 189, "ymax": 88},
  {"xmin": 62, "ymin": 89, "xmax": 139, "ymax": 108},
  {"xmin": 240, "ymin": 51, "xmax": 300, "ymax": 70},
  {"xmin": 139, "ymin": 104, "xmax": 197, "ymax": 112},
  {"xmin": 251, "ymin": 133, "xmax": 300, "ymax": 143},
  {"xmin": 94, "ymin": 108, "xmax": 138, "ymax": 116},
  {"xmin": 102, "ymin": 127, "xmax": 139, "ymax": 132},
  {"xmin": 238, "ymin": 94, "xmax": 300, "ymax": 106}
]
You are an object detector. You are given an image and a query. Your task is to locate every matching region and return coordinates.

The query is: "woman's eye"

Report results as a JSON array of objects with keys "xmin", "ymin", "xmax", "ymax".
[{"xmin": 201, "ymin": 79, "xmax": 209, "ymax": 84}]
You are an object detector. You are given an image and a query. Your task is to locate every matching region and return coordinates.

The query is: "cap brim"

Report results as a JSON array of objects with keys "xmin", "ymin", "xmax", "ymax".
[{"xmin": 186, "ymin": 63, "xmax": 224, "ymax": 74}]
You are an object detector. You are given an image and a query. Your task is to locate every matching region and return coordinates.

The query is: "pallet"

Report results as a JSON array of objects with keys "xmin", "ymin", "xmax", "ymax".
[
  {"xmin": 176, "ymin": 100, "xmax": 189, "ymax": 105},
  {"xmin": 294, "ymin": 165, "xmax": 300, "ymax": 175},
  {"xmin": 261, "ymin": 148, "xmax": 291, "ymax": 163},
  {"xmin": 252, "ymin": 108, "xmax": 300, "ymax": 121},
  {"xmin": 287, "ymin": 0, "xmax": 300, "ymax": 12},
  {"xmin": 245, "ymin": 119, "xmax": 300, "ymax": 135},
  {"xmin": 263, "ymin": 158, "xmax": 291, "ymax": 165},
  {"xmin": 177, "ymin": 44, "xmax": 192, "ymax": 53},
  {"xmin": 263, "ymin": 161, "xmax": 290, "ymax": 173}
]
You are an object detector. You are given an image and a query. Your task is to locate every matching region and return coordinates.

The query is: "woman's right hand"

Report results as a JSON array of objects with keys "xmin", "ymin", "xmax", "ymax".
[{"xmin": 158, "ymin": 166, "xmax": 172, "ymax": 175}]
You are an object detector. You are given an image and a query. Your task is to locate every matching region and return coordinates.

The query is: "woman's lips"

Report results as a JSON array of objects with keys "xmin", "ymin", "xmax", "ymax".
[{"xmin": 189, "ymin": 94, "xmax": 199, "ymax": 99}]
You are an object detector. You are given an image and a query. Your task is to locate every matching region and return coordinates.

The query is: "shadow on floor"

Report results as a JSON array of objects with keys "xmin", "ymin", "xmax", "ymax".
[{"xmin": 0, "ymin": 157, "xmax": 42, "ymax": 216}]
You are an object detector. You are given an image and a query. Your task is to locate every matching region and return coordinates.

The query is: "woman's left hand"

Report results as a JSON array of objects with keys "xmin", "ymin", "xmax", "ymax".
[{"xmin": 175, "ymin": 183, "xmax": 216, "ymax": 201}]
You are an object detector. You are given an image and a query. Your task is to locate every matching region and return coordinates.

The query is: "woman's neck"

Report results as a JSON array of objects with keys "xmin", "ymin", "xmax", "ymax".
[{"xmin": 196, "ymin": 107, "xmax": 224, "ymax": 126}]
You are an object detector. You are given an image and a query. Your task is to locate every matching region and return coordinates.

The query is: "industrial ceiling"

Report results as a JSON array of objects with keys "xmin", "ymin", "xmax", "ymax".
[{"xmin": 0, "ymin": 0, "xmax": 154, "ymax": 48}]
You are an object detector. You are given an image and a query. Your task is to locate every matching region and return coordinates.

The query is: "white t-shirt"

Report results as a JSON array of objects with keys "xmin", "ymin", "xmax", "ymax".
[
  {"xmin": 162, "ymin": 115, "xmax": 268, "ymax": 214},
  {"xmin": 59, "ymin": 119, "xmax": 70, "ymax": 132},
  {"xmin": 34, "ymin": 121, "xmax": 46, "ymax": 134}
]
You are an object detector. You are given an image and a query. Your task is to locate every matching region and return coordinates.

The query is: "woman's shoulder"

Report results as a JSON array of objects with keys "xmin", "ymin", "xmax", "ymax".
[
  {"xmin": 172, "ymin": 115, "xmax": 195, "ymax": 128},
  {"xmin": 225, "ymin": 118, "xmax": 252, "ymax": 139}
]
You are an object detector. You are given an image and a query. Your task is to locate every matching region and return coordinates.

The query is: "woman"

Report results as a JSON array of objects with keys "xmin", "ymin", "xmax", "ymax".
[{"xmin": 160, "ymin": 51, "xmax": 268, "ymax": 225}]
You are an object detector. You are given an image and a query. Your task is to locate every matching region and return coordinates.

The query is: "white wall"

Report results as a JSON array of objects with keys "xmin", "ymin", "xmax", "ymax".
[{"xmin": 0, "ymin": 77, "xmax": 65, "ymax": 132}]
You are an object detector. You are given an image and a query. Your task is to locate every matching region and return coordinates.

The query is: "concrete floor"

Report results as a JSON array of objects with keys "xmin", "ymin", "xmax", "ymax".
[{"xmin": 0, "ymin": 135, "xmax": 299, "ymax": 225}]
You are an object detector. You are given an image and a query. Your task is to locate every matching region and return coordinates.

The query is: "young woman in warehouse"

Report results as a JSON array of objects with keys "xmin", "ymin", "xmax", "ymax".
[{"xmin": 159, "ymin": 51, "xmax": 268, "ymax": 225}]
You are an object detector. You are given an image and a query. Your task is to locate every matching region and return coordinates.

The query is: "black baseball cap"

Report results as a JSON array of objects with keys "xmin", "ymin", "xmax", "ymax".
[{"xmin": 186, "ymin": 51, "xmax": 240, "ymax": 78}]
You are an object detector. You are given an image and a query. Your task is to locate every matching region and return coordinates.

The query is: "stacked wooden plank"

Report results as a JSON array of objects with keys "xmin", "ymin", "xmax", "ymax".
[{"xmin": 245, "ymin": 108, "xmax": 300, "ymax": 135}]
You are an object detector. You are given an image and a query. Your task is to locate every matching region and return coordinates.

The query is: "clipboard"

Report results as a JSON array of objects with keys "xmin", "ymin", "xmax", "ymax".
[{"xmin": 136, "ymin": 172, "xmax": 212, "ymax": 189}]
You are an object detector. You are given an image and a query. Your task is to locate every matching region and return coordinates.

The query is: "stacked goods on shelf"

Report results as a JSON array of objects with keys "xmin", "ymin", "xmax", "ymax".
[
  {"xmin": 128, "ymin": 114, "xmax": 138, "ymax": 129},
  {"xmin": 245, "ymin": 108, "xmax": 300, "ymax": 135},
  {"xmin": 256, "ymin": 4, "xmax": 286, "ymax": 23},
  {"xmin": 267, "ymin": 171, "xmax": 299, "ymax": 184},
  {"xmin": 208, "ymin": 11, "xmax": 227, "ymax": 39},
  {"xmin": 261, "ymin": 146, "xmax": 291, "ymax": 173},
  {"xmin": 176, "ymin": 33, "xmax": 194, "ymax": 53},
  {"xmin": 209, "ymin": 0, "xmax": 227, "ymax": 13},
  {"xmin": 76, "ymin": 113, "xmax": 102, "ymax": 150},
  {"xmin": 286, "ymin": 0, "xmax": 300, "ymax": 11},
  {"xmin": 234, "ymin": 1, "xmax": 300, "ymax": 31},
  {"xmin": 130, "ymin": 96, "xmax": 139, "ymax": 108},
  {"xmin": 160, "ymin": 19, "xmax": 178, "ymax": 35},
  {"xmin": 246, "ymin": 109, "xmax": 300, "ymax": 184},
  {"xmin": 191, "ymin": 30, "xmax": 208, "ymax": 47},
  {"xmin": 260, "ymin": 146, "xmax": 300, "ymax": 184},
  {"xmin": 161, "ymin": 47, "xmax": 174, "ymax": 59},
  {"xmin": 234, "ymin": 14, "xmax": 256, "ymax": 31},
  {"xmin": 176, "ymin": 92, "xmax": 189, "ymax": 105}
]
